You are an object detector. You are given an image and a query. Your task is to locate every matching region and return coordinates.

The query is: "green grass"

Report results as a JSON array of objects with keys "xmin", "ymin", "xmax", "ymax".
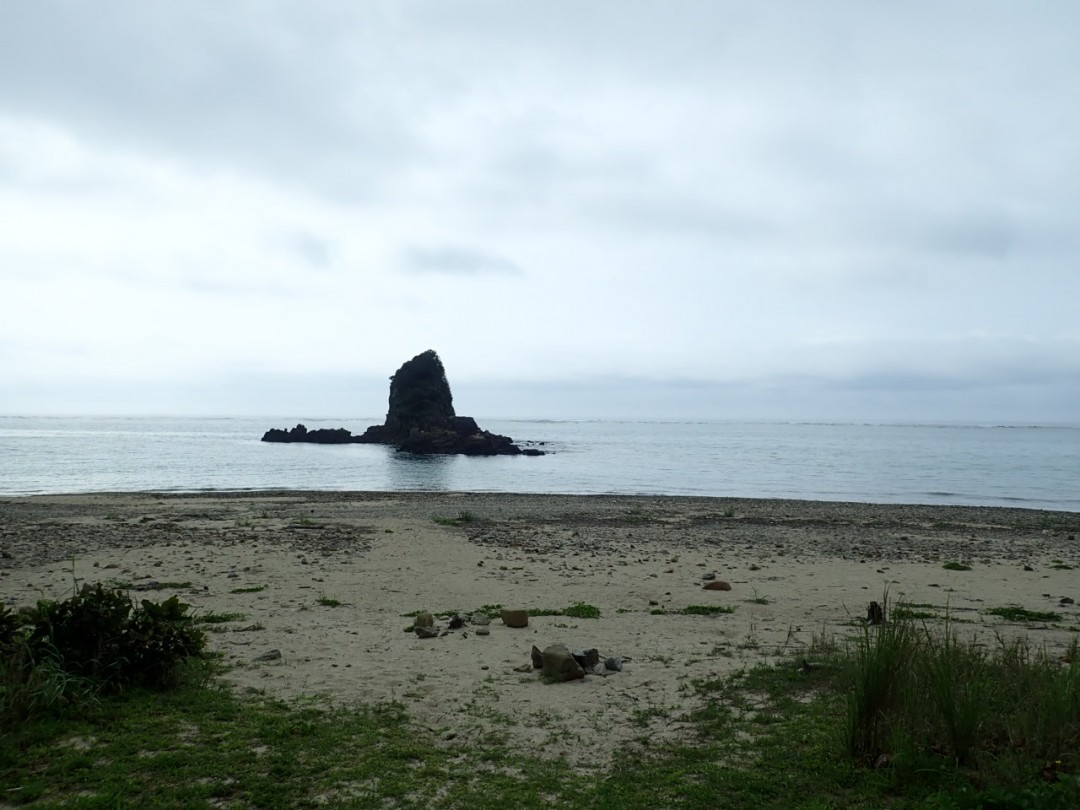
[
  {"xmin": 5, "ymin": 611, "xmax": 1079, "ymax": 808},
  {"xmin": 401, "ymin": 604, "xmax": 601, "ymax": 620},
  {"xmin": 942, "ymin": 561, "xmax": 972, "ymax": 571},
  {"xmin": 109, "ymin": 580, "xmax": 195, "ymax": 591},
  {"xmin": 986, "ymin": 606, "xmax": 1062, "ymax": 623},
  {"xmin": 432, "ymin": 510, "xmax": 477, "ymax": 527},
  {"xmin": 891, "ymin": 607, "xmax": 938, "ymax": 621},
  {"xmin": 194, "ymin": 611, "xmax": 247, "ymax": 625},
  {"xmin": 561, "ymin": 603, "xmax": 601, "ymax": 619},
  {"xmin": 315, "ymin": 596, "xmax": 344, "ymax": 608},
  {"xmin": 230, "ymin": 584, "xmax": 268, "ymax": 594},
  {"xmin": 677, "ymin": 605, "xmax": 737, "ymax": 616}
]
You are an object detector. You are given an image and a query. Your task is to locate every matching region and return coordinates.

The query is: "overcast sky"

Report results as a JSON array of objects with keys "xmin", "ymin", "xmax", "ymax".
[{"xmin": 2, "ymin": 1, "xmax": 1078, "ymax": 422}]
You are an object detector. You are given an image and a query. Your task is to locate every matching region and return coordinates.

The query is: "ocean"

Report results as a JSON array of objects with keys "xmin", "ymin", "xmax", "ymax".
[{"xmin": 0, "ymin": 416, "xmax": 1078, "ymax": 511}]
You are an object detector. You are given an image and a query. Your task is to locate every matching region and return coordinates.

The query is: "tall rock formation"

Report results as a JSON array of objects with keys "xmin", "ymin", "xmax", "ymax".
[
  {"xmin": 261, "ymin": 350, "xmax": 543, "ymax": 456},
  {"xmin": 358, "ymin": 350, "xmax": 536, "ymax": 455}
]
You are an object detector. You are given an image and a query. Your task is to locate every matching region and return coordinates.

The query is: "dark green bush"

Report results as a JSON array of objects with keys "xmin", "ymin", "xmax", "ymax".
[{"xmin": 5, "ymin": 584, "xmax": 206, "ymax": 694}]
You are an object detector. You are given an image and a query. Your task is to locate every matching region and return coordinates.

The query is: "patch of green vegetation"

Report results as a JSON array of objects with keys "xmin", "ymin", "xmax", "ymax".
[
  {"xmin": 194, "ymin": 612, "xmax": 247, "ymax": 625},
  {"xmin": 432, "ymin": 510, "xmax": 477, "ymax": 527},
  {"xmin": 230, "ymin": 584, "xmax": 268, "ymax": 594},
  {"xmin": 629, "ymin": 706, "xmax": 671, "ymax": 727},
  {"xmin": 1050, "ymin": 559, "xmax": 1075, "ymax": 570},
  {"xmin": 649, "ymin": 608, "xmax": 667, "ymax": 615},
  {"xmin": 623, "ymin": 508, "xmax": 655, "ymax": 525},
  {"xmin": 4, "ymin": 606, "xmax": 1080, "ymax": 808},
  {"xmin": 562, "ymin": 603, "xmax": 601, "ymax": 619},
  {"xmin": 943, "ymin": 561, "xmax": 972, "ymax": 571},
  {"xmin": 986, "ymin": 606, "xmax": 1062, "ymax": 623},
  {"xmin": 891, "ymin": 607, "xmax": 937, "ymax": 621},
  {"xmin": 677, "ymin": 605, "xmax": 737, "ymax": 616},
  {"xmin": 109, "ymin": 580, "xmax": 195, "ymax": 592},
  {"xmin": 316, "ymin": 596, "xmax": 344, "ymax": 608},
  {"xmin": 746, "ymin": 590, "xmax": 769, "ymax": 605},
  {"xmin": 1, "ymin": 585, "xmax": 206, "ymax": 726}
]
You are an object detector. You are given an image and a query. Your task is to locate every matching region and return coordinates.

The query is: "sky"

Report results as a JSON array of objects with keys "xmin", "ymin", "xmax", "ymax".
[{"xmin": 2, "ymin": 1, "xmax": 1078, "ymax": 422}]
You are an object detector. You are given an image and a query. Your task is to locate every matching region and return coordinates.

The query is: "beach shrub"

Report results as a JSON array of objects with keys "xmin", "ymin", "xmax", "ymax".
[{"xmin": 8, "ymin": 584, "xmax": 206, "ymax": 696}]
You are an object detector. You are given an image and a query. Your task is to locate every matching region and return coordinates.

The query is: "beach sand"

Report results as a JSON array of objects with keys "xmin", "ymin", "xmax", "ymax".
[{"xmin": 1, "ymin": 492, "xmax": 1077, "ymax": 767}]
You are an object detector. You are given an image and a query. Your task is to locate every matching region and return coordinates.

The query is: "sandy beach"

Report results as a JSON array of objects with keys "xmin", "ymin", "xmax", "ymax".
[{"xmin": 1, "ymin": 492, "xmax": 1077, "ymax": 767}]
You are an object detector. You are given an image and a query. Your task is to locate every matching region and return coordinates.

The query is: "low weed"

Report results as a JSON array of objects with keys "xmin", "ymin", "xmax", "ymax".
[
  {"xmin": 677, "ymin": 605, "xmax": 737, "ymax": 616},
  {"xmin": 942, "ymin": 561, "xmax": 972, "ymax": 571},
  {"xmin": 432, "ymin": 510, "xmax": 477, "ymax": 527},
  {"xmin": 562, "ymin": 603, "xmax": 601, "ymax": 619},
  {"xmin": 195, "ymin": 612, "xmax": 247, "ymax": 625},
  {"xmin": 230, "ymin": 584, "xmax": 268, "ymax": 594},
  {"xmin": 986, "ymin": 606, "xmax": 1062, "ymax": 623}
]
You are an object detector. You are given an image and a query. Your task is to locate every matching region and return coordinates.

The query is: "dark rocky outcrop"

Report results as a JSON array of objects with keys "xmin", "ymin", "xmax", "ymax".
[
  {"xmin": 261, "ymin": 350, "xmax": 543, "ymax": 456},
  {"xmin": 357, "ymin": 350, "xmax": 540, "ymax": 456},
  {"xmin": 261, "ymin": 424, "xmax": 361, "ymax": 444}
]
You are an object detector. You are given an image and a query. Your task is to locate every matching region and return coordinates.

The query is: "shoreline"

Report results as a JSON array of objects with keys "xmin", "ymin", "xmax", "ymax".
[{"xmin": 2, "ymin": 491, "xmax": 1078, "ymax": 766}]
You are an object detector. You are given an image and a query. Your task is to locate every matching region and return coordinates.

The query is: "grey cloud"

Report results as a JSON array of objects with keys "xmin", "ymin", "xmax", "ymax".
[
  {"xmin": 291, "ymin": 232, "xmax": 334, "ymax": 269},
  {"xmin": 0, "ymin": 3, "xmax": 423, "ymax": 200},
  {"xmin": 402, "ymin": 246, "xmax": 522, "ymax": 277}
]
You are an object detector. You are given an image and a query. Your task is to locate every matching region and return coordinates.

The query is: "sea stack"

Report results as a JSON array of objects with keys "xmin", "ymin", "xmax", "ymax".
[
  {"xmin": 261, "ymin": 350, "xmax": 543, "ymax": 456},
  {"xmin": 358, "ymin": 350, "xmax": 538, "ymax": 456}
]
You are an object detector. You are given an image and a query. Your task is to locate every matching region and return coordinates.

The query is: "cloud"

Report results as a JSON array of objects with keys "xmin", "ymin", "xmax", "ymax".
[
  {"xmin": 401, "ymin": 246, "xmax": 523, "ymax": 277},
  {"xmin": 2, "ymin": 2, "xmax": 1079, "ymax": 420}
]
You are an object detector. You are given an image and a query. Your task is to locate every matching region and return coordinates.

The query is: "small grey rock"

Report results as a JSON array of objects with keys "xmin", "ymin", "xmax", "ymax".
[
  {"xmin": 471, "ymin": 611, "xmax": 491, "ymax": 626},
  {"xmin": 414, "ymin": 625, "xmax": 439, "ymax": 639},
  {"xmin": 702, "ymin": 572, "xmax": 716, "ymax": 580},
  {"xmin": 604, "ymin": 656, "xmax": 623, "ymax": 672},
  {"xmin": 414, "ymin": 612, "xmax": 435, "ymax": 628},
  {"xmin": 475, "ymin": 626, "xmax": 490, "ymax": 636},
  {"xmin": 254, "ymin": 649, "xmax": 282, "ymax": 662}
]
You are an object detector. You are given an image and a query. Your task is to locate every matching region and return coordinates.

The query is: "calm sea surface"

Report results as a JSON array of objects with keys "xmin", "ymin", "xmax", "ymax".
[{"xmin": 1, "ymin": 416, "xmax": 1077, "ymax": 511}]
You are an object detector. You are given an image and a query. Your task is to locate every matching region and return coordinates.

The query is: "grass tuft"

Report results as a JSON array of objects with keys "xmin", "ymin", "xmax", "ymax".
[
  {"xmin": 432, "ymin": 510, "xmax": 477, "ymax": 527},
  {"xmin": 942, "ymin": 561, "xmax": 972, "ymax": 571},
  {"xmin": 986, "ymin": 606, "xmax": 1062, "ymax": 623}
]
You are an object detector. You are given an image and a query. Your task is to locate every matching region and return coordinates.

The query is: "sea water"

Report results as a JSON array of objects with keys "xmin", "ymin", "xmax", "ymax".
[{"xmin": 0, "ymin": 416, "xmax": 1077, "ymax": 511}]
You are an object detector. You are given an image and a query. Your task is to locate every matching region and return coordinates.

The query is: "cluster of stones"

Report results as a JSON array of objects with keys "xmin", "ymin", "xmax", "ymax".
[
  {"xmin": 409, "ymin": 608, "xmax": 623, "ymax": 683},
  {"xmin": 533, "ymin": 643, "xmax": 624, "ymax": 683},
  {"xmin": 410, "ymin": 607, "xmax": 530, "ymax": 639}
]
